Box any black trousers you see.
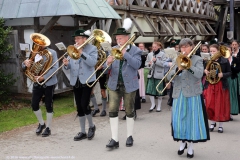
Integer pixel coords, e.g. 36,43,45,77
31,83,55,113
73,79,93,117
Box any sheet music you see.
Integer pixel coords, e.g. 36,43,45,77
55,42,67,50
20,43,30,51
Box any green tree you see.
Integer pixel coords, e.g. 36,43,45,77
0,18,16,105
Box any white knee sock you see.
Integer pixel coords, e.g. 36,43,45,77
126,117,134,137
46,112,53,129
179,141,186,150
157,97,162,111
34,109,44,125
149,96,155,109
110,117,119,142
187,142,194,154
219,122,223,130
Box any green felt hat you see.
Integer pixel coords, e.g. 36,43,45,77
175,39,180,45
209,39,217,45
113,28,130,35
169,42,177,47
72,29,90,38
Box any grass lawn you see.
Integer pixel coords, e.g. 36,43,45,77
0,92,75,134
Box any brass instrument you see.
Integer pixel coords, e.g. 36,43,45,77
205,45,230,84
92,30,111,69
37,29,111,85
156,41,202,94
25,33,52,83
86,33,138,87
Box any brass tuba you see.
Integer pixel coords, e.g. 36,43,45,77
91,30,111,69
25,33,52,83
205,45,230,84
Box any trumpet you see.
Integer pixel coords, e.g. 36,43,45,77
156,41,202,94
86,33,137,87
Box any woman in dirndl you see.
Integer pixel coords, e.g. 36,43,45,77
168,38,210,158
226,45,240,120
204,44,231,133
145,42,167,112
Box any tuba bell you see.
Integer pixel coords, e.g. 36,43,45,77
205,45,230,84
25,33,52,83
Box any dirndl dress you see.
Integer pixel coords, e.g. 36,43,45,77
203,81,230,122
145,77,166,96
171,91,210,142
227,77,240,115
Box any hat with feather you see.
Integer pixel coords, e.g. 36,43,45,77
72,29,91,38
113,18,132,35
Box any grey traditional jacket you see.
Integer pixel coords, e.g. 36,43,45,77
145,50,168,79
22,48,59,86
104,45,142,93
64,44,98,85
167,55,203,98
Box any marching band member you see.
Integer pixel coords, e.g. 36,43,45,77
22,33,58,137
204,44,231,133
63,29,97,141
168,38,210,158
226,46,240,120
145,42,167,112
104,18,142,149
138,42,148,103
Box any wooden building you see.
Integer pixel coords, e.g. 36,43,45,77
0,0,217,96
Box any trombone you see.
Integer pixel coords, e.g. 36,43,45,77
86,33,138,87
156,41,202,94
36,29,108,85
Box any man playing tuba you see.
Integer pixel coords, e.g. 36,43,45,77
22,33,59,137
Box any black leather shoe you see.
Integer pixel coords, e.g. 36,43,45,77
100,110,106,117
92,109,100,116
187,151,194,158
141,99,146,103
126,136,134,147
218,127,223,133
149,105,156,112
209,123,216,132
178,143,187,155
74,132,87,141
106,139,119,149
122,115,126,120
42,127,51,137
156,109,161,112
87,125,96,140
230,117,233,121
36,123,46,135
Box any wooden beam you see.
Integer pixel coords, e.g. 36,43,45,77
218,6,228,42
157,16,173,36
164,17,178,36
34,17,40,32
105,19,112,33
175,18,188,35
189,19,202,35
84,18,98,30
143,15,160,35
130,14,145,36
40,16,61,34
